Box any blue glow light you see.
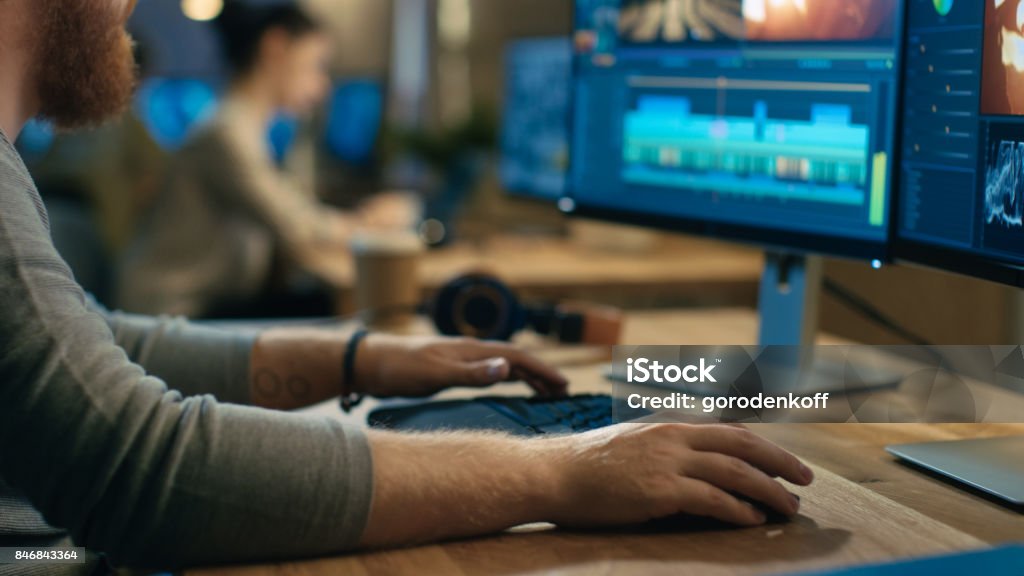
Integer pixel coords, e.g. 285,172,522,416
136,78,219,150
325,80,383,165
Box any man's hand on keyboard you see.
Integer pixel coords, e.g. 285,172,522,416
354,334,570,399
546,423,815,527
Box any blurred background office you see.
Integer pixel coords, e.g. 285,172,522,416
116,1,419,318
15,0,1024,342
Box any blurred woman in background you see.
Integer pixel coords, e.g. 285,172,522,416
118,1,408,318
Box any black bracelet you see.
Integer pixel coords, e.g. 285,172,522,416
340,329,369,413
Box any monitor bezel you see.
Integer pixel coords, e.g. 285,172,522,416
894,238,1024,287
569,201,890,260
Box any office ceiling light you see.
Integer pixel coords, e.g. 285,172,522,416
182,0,224,22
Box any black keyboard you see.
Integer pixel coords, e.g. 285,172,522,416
368,394,651,436
479,394,622,434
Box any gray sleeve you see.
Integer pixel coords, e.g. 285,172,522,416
0,144,374,569
92,300,255,405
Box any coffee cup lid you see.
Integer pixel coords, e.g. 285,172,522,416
350,232,424,255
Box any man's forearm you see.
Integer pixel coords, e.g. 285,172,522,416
359,423,814,548
359,430,561,548
249,328,352,410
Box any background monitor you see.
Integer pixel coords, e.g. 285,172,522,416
897,0,1024,287
325,79,384,167
500,37,573,200
268,114,300,167
15,119,56,162
567,0,905,261
135,77,383,168
135,77,219,151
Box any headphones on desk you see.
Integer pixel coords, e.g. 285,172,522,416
427,273,624,345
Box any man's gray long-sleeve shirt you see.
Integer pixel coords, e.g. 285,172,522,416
0,129,373,571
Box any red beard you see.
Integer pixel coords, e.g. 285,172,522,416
32,0,137,131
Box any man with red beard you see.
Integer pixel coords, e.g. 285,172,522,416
0,1,813,573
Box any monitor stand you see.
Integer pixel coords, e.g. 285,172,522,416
755,252,901,395
604,252,901,396
758,252,822,347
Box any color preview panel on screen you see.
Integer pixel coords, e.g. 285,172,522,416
568,0,905,259
898,0,1024,285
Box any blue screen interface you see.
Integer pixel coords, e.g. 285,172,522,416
899,0,1024,268
326,80,384,166
135,78,219,150
571,0,904,252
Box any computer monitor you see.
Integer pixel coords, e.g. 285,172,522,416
325,79,384,167
567,0,905,346
897,0,1024,287
14,119,56,162
135,78,329,165
888,0,1024,503
268,114,300,167
135,77,219,150
500,37,573,200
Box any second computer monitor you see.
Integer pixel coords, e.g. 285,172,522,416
326,79,384,167
135,77,219,150
568,0,905,260
501,37,573,201
898,0,1024,286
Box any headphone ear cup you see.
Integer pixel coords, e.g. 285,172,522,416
430,275,468,336
430,274,526,341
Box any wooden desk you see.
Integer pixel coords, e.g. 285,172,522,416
306,236,763,312
191,309,1024,576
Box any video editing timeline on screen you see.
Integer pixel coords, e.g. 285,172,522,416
621,85,884,225
500,38,572,199
900,0,1024,264
571,0,902,249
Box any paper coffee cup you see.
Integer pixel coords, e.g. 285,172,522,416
351,232,424,330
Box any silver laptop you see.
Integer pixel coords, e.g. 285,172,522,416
886,436,1024,507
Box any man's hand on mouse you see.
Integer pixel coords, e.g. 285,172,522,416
541,423,814,527
361,421,816,547
354,334,570,399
